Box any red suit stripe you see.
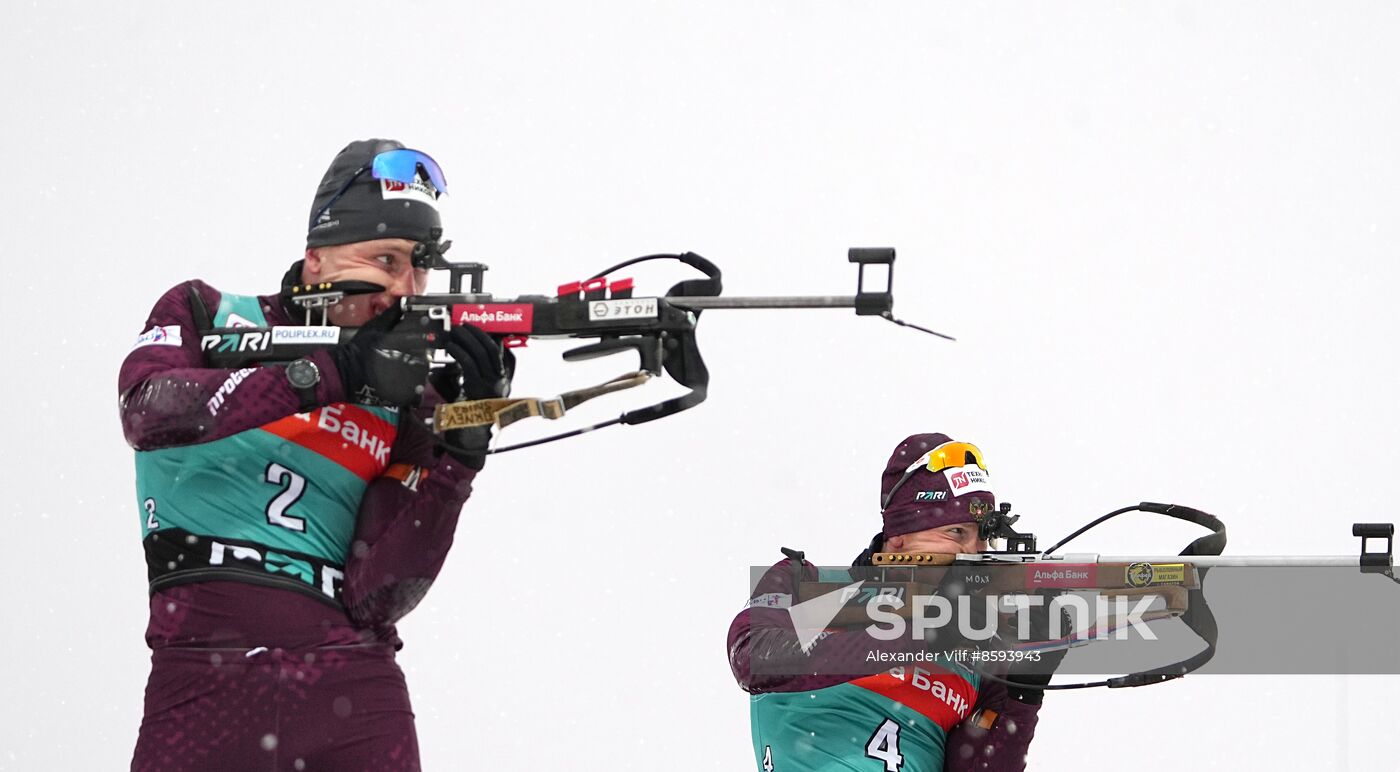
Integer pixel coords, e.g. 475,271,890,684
260,405,397,481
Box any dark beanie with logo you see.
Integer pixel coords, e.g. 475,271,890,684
306,138,443,248
880,433,997,538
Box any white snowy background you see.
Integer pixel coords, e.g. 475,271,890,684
3,1,1398,769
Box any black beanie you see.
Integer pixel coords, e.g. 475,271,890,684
306,138,444,248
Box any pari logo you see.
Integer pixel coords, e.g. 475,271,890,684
944,466,992,497
201,329,273,353
209,540,344,600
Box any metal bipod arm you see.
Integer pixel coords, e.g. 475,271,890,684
848,247,895,316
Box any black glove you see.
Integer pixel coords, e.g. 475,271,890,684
443,324,513,400
437,324,514,468
330,306,430,407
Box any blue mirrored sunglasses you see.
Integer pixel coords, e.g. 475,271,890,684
308,148,448,231
372,148,448,191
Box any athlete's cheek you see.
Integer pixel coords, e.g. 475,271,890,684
947,536,977,553
370,265,414,299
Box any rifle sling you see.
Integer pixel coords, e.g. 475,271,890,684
432,371,652,432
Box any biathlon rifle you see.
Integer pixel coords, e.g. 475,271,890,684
200,234,946,453
794,502,1397,690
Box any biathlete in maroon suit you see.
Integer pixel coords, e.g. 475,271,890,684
727,434,1053,772
120,139,510,771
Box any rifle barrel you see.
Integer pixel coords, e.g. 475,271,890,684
1099,555,1366,567
976,553,1374,567
668,295,856,310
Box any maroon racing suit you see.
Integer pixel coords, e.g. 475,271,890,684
121,278,478,771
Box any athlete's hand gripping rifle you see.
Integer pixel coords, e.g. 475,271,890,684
200,236,945,452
